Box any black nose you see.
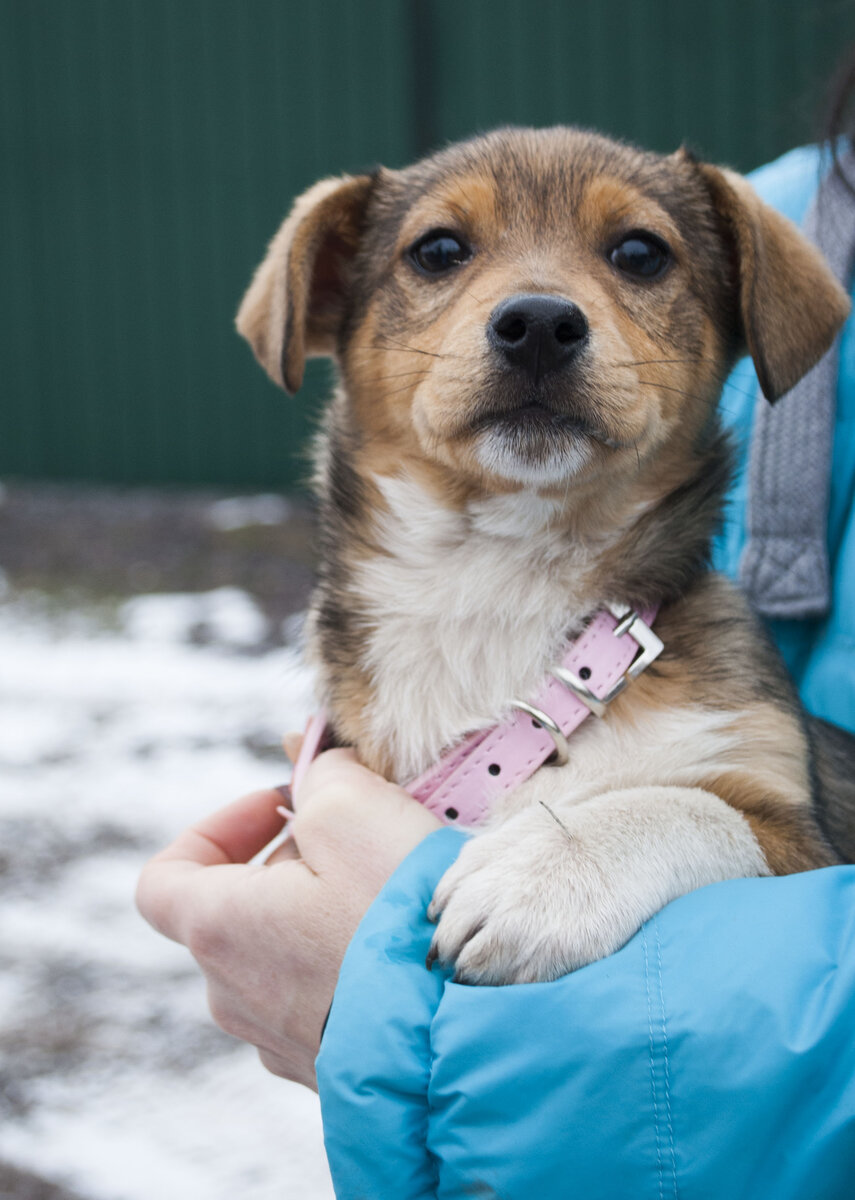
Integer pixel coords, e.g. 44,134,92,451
487,293,589,381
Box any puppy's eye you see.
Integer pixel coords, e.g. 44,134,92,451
409,230,472,274
608,233,671,279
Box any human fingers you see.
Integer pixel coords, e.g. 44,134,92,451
264,835,301,865
290,750,441,878
290,746,360,812
282,731,304,764
151,788,288,868
136,788,289,940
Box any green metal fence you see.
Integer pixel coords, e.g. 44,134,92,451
3,0,854,489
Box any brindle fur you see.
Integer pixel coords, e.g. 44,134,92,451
238,127,853,914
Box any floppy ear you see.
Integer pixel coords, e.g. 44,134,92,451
697,163,850,402
236,173,375,395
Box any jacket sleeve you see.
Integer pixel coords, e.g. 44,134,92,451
317,830,855,1200
315,828,466,1200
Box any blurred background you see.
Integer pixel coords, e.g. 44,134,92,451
2,2,855,1198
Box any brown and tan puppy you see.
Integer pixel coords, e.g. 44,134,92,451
237,127,855,985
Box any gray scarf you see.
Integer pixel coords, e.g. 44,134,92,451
739,152,855,619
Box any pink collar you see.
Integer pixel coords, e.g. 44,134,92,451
293,603,663,828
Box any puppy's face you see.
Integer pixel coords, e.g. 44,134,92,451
348,130,732,490
238,128,848,496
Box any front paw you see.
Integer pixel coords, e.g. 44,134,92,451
427,804,629,985
427,785,769,985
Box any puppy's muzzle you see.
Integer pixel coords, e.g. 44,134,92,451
487,293,589,383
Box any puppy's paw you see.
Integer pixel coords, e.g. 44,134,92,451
426,803,634,985
426,785,769,985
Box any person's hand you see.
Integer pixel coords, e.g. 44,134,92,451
135,747,441,1090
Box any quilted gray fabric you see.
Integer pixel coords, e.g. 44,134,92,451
740,154,855,618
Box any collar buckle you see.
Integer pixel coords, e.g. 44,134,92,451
550,602,664,717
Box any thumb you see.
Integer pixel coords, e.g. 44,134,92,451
291,750,441,880
292,746,361,812
282,731,304,765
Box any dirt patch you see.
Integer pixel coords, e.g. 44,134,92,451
0,481,317,625
0,820,149,897
0,1160,88,1200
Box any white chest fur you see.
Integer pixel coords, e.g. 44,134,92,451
351,475,615,780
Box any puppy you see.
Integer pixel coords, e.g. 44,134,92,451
237,127,854,985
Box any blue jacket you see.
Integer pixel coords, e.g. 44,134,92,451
714,145,855,732
316,148,855,1198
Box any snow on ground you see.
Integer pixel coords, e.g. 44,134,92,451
0,585,336,1199
207,495,294,532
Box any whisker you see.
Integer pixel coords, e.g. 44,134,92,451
372,369,432,381
348,345,461,366
720,379,764,403
637,379,704,399
371,345,444,359
371,334,452,360
636,376,761,407
383,378,430,397
612,356,712,368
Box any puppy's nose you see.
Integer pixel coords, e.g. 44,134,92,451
487,293,589,381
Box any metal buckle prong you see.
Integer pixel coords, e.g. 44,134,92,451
549,665,608,718
511,699,570,766
610,603,637,638
550,603,664,717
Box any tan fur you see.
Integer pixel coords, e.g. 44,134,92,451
237,127,849,982
696,163,851,400
237,174,374,393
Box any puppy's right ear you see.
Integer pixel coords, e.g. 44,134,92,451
236,174,375,395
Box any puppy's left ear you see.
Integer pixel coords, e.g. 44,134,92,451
697,163,850,402
236,173,375,395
